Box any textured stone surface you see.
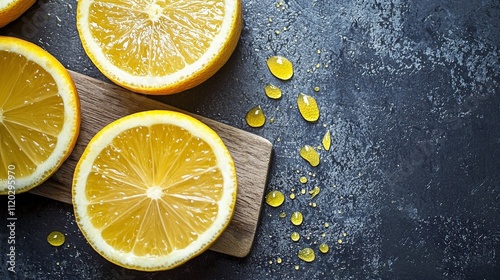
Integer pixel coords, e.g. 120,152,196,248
1,0,499,279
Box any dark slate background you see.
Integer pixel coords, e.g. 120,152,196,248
1,0,499,279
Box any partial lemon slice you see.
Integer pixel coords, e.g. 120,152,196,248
0,0,36,28
76,0,242,95
0,36,80,194
72,110,238,271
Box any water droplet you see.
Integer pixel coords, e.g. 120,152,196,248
300,145,320,167
47,231,65,247
322,129,331,151
266,190,285,207
264,83,282,99
297,93,319,122
297,247,315,262
245,106,266,128
291,211,303,225
309,186,320,198
319,243,329,253
267,56,293,80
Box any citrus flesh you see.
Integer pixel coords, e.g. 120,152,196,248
0,0,36,28
76,0,242,95
0,36,80,194
72,110,238,271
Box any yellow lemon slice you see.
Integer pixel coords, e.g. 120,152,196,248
76,0,242,95
0,36,80,194
0,0,36,28
72,110,238,271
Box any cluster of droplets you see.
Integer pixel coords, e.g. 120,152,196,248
245,55,323,129
255,50,346,268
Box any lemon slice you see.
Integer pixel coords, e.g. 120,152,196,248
72,110,238,271
76,0,242,95
0,36,80,194
0,0,36,28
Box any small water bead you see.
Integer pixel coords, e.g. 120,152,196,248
264,83,282,99
266,56,293,80
265,190,285,207
299,176,308,184
300,145,320,167
319,243,329,253
322,129,331,151
276,257,282,264
47,231,65,247
245,106,266,128
279,212,287,218
297,247,315,262
291,211,303,225
297,93,319,122
291,232,300,241
289,193,296,200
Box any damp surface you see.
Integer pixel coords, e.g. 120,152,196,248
1,0,499,279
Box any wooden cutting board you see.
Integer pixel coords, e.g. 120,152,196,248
29,71,272,258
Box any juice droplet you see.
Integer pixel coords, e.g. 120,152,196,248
294,265,300,270
299,176,308,184
324,222,329,228
297,93,319,122
266,56,293,80
322,129,331,151
276,257,282,264
47,231,65,247
314,86,320,92
279,212,287,218
289,193,296,200
300,145,320,167
266,190,285,207
291,232,300,241
246,106,266,128
297,247,315,262
291,211,303,226
338,239,343,244
264,83,282,99
319,243,329,253
309,186,320,198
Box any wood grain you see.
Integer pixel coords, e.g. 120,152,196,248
29,71,273,258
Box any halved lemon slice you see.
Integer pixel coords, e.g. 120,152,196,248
0,0,36,28
76,0,242,95
0,36,80,194
72,110,238,271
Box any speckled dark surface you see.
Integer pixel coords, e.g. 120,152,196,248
1,0,499,279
